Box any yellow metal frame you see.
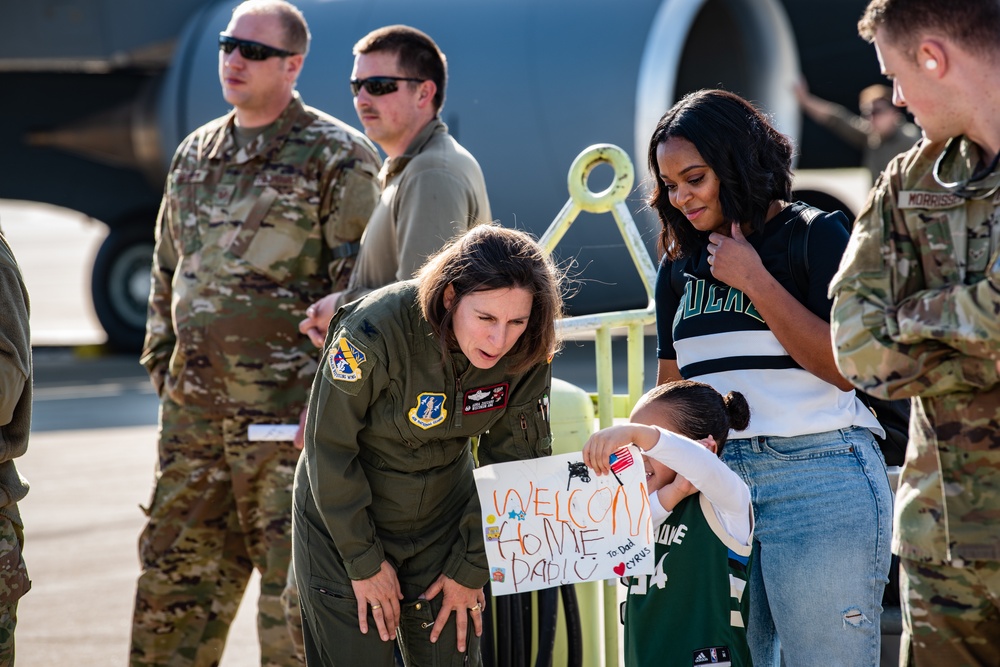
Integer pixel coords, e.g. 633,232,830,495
539,143,656,667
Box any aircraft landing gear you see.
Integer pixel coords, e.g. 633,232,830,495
91,217,154,352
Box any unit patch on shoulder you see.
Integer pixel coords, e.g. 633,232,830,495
464,382,509,414
409,392,447,430
328,337,366,382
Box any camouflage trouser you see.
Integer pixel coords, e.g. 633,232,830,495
900,557,1000,667
130,397,304,667
280,563,305,662
0,513,30,667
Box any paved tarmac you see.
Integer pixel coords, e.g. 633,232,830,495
18,349,261,667
1,202,261,666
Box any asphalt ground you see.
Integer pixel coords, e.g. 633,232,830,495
2,201,261,666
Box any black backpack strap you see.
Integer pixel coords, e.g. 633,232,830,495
786,206,823,303
787,204,911,466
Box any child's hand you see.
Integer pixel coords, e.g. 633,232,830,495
666,474,697,499
583,425,637,475
583,424,659,474
655,474,699,512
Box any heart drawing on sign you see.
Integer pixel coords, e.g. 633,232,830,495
613,562,625,576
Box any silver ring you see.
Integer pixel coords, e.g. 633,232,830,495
470,603,482,612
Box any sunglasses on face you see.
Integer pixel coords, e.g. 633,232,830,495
219,34,296,61
350,76,425,97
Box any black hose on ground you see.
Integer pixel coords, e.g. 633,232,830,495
482,583,495,667
559,585,584,667
533,588,558,667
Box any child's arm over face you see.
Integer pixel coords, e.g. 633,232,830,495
583,424,752,545
643,427,749,523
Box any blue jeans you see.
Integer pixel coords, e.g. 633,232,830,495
721,426,893,667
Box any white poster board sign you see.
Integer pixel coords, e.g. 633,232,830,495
473,446,654,595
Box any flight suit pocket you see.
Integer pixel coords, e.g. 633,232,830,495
912,214,961,287
172,169,208,254
398,598,482,666
507,400,553,460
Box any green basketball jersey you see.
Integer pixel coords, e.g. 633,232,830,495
624,492,752,667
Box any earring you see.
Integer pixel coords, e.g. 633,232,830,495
925,58,938,70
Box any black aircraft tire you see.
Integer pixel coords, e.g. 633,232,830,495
91,223,155,352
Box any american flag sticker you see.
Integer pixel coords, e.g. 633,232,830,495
609,447,634,473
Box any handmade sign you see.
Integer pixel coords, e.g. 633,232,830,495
473,446,654,595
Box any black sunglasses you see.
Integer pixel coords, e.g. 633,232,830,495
350,76,425,97
219,34,296,61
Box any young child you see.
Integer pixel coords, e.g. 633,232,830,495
583,380,753,667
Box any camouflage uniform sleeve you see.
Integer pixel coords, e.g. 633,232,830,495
0,240,29,435
822,105,870,152
443,362,554,588
394,168,482,281
320,142,380,292
888,249,1000,359
830,174,1000,400
139,170,181,396
304,327,389,581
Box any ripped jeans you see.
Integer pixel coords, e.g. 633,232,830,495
721,426,893,667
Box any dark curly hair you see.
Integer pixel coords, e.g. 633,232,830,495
637,379,751,450
646,89,793,260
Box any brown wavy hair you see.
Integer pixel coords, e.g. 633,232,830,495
418,224,564,374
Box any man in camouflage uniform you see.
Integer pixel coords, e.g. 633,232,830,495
0,229,32,667
131,1,380,665
830,1,1000,664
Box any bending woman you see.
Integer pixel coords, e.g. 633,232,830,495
648,89,892,666
292,223,562,666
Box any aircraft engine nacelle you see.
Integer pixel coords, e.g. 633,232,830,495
32,0,876,350
156,0,803,316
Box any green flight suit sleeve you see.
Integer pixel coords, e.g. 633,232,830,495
443,362,554,588
830,171,1000,400
304,329,390,580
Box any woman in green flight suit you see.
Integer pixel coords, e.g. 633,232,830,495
292,224,563,666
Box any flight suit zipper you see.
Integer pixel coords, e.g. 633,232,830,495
453,374,463,429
